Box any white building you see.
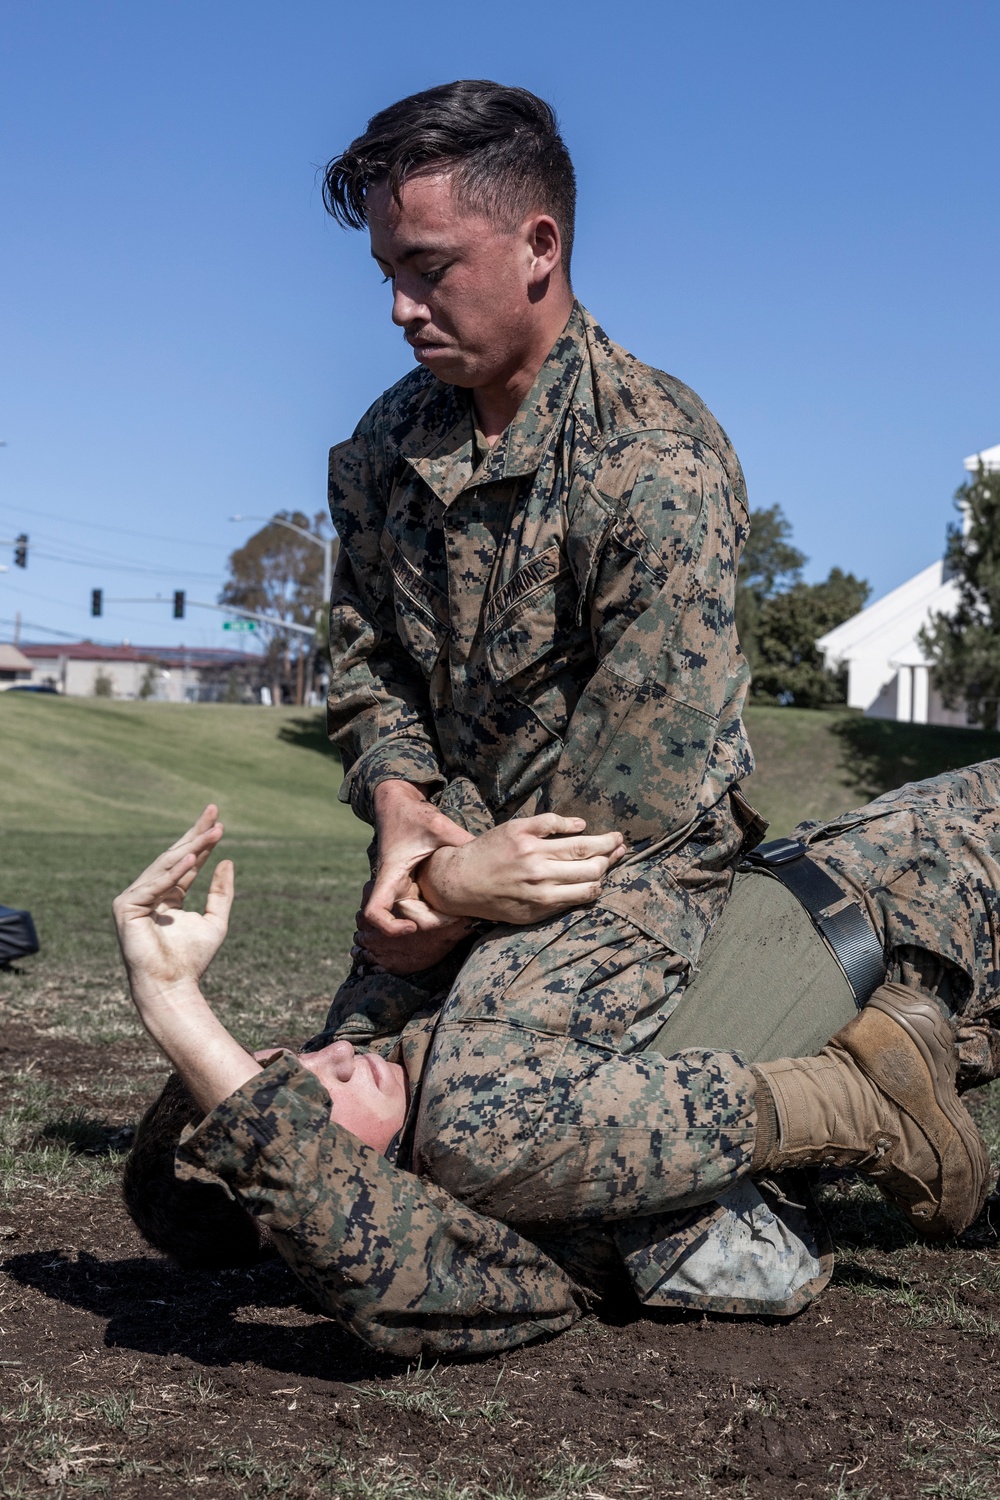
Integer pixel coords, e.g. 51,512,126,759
817,445,1000,725
13,642,251,701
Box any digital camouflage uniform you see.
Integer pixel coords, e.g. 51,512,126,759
326,299,758,1037
797,758,1000,1090
177,762,1000,1359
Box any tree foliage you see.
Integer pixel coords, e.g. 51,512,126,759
735,504,805,674
219,510,336,703
737,505,869,708
752,568,871,707
919,463,1000,730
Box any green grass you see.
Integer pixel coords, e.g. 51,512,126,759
743,705,1000,836
5,694,999,841
0,832,369,1046
0,699,370,1046
0,1068,135,1198
0,1370,619,1500
0,696,368,839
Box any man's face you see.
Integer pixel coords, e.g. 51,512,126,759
293,1039,408,1153
367,171,547,391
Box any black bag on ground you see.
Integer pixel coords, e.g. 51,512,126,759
0,905,39,964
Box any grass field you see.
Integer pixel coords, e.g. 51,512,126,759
1,696,999,1499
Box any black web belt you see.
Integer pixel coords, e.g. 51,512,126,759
742,838,886,1010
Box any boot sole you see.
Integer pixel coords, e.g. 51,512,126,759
843,983,991,1238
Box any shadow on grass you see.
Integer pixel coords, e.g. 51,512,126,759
832,715,1000,802
277,713,336,758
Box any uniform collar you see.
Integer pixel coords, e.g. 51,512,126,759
404,301,589,507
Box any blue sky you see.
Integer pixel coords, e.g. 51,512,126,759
2,0,998,650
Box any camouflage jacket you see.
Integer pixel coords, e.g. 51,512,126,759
327,303,753,846
177,1027,830,1360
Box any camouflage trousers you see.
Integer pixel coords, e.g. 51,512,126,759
408,758,1000,1230
319,788,760,1229
316,759,1000,1239
797,757,1000,1090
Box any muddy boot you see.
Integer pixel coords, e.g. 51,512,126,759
751,982,991,1240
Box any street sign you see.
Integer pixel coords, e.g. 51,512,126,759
223,619,257,632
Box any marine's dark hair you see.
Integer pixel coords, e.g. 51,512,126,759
323,80,576,271
123,1073,271,1271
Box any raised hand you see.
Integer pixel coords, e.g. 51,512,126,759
112,804,233,1005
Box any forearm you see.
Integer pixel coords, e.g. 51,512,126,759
128,977,260,1116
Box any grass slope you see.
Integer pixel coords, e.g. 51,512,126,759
6,695,1000,842
744,704,1000,835
0,695,367,841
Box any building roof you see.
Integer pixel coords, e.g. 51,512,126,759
965,444,1000,473
0,644,33,671
17,642,250,666
816,559,960,669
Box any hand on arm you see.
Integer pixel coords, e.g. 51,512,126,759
353,781,477,977
112,806,261,1115
413,815,625,926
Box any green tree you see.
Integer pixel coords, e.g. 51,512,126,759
219,511,335,705
919,462,1000,729
736,504,805,676
752,567,871,708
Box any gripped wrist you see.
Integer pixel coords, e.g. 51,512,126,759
417,845,462,914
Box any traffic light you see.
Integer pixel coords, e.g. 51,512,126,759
13,533,27,568
173,590,185,619
91,589,102,617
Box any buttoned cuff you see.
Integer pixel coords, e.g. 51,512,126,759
432,776,496,836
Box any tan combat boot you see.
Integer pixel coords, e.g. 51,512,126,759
752,982,991,1240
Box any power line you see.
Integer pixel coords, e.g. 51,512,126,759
28,546,223,581
0,500,232,552
0,616,119,645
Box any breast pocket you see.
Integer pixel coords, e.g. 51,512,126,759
484,545,588,688
380,526,449,678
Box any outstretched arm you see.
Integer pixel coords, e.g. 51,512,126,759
112,806,261,1114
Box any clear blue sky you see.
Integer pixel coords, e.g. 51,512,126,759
2,0,998,650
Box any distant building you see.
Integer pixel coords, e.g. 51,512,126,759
13,643,255,702
816,445,1000,725
0,644,34,686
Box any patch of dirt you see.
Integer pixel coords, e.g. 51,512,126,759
2,1024,999,1499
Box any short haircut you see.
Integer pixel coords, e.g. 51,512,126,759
323,80,576,271
123,1073,271,1271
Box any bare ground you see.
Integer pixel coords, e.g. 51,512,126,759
2,1021,999,1500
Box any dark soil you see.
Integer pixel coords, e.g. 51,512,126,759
2,1023,999,1500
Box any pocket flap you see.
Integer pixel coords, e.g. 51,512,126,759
485,547,577,683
